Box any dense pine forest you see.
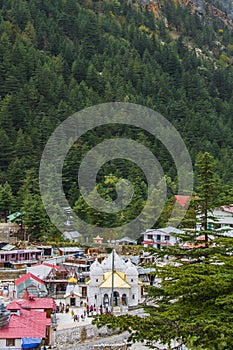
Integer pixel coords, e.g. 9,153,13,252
0,0,233,241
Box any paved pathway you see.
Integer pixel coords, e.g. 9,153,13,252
53,304,152,349
56,308,92,330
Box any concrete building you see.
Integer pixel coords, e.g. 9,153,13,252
141,227,184,249
204,205,233,230
15,272,48,298
87,250,141,312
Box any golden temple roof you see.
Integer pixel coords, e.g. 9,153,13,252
100,271,131,289
67,277,78,283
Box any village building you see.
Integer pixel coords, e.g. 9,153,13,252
15,272,48,298
63,230,82,242
93,235,104,245
27,261,59,280
0,304,49,349
5,289,56,346
175,196,233,232
44,264,70,296
116,236,137,245
201,205,233,231
141,226,184,249
0,247,42,268
36,245,53,257
87,250,141,312
181,234,215,250
26,261,89,299
58,247,85,256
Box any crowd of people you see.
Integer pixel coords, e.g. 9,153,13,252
69,303,112,322
56,301,112,325
71,308,86,322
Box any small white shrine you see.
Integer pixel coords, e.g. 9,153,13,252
87,250,141,312
64,277,82,307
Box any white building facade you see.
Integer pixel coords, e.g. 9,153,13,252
87,251,141,312
141,227,184,249
199,206,233,231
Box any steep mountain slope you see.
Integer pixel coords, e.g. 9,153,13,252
144,0,232,33
0,0,232,238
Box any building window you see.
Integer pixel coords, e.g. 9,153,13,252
156,235,161,241
96,279,98,282
132,294,135,300
131,278,133,282
165,235,170,241
147,234,153,240
6,339,15,346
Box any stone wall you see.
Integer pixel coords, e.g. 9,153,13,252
56,324,116,348
93,344,127,350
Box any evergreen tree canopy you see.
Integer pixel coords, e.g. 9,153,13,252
0,0,232,239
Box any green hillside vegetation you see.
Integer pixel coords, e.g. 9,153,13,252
0,0,233,240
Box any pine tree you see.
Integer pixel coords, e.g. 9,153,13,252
195,152,221,244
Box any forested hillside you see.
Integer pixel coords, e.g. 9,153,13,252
0,0,233,240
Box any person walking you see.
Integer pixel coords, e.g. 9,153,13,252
71,309,74,319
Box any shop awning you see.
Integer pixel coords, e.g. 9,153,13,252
21,338,42,349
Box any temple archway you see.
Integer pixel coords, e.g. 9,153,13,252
121,293,127,306
113,291,120,306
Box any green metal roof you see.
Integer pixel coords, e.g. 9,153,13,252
7,212,23,222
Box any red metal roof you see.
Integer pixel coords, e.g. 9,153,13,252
15,272,45,286
175,195,199,207
43,262,59,269
175,195,192,207
0,308,50,338
142,241,154,245
220,205,233,213
142,241,171,246
20,298,56,310
7,295,57,311
6,300,21,310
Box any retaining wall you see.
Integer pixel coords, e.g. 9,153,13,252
56,324,116,348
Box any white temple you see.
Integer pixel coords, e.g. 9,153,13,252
87,250,141,312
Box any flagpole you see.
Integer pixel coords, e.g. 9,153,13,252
111,249,114,314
